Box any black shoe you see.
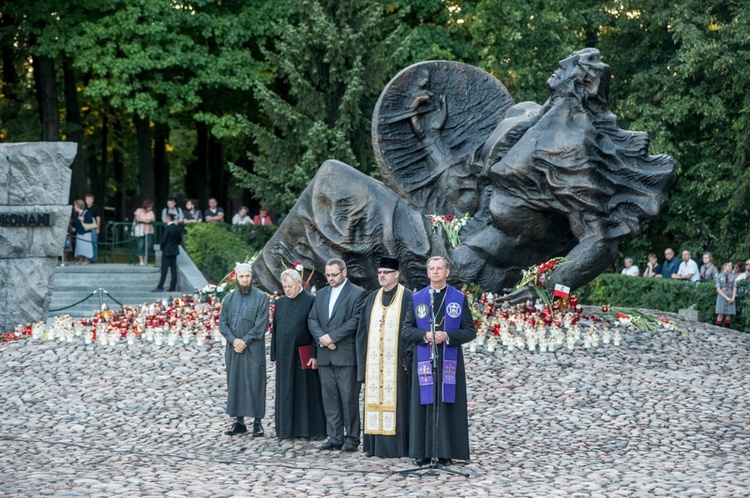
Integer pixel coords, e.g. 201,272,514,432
438,458,453,466
168,288,177,292
252,421,264,437
341,443,358,452
413,457,428,466
150,288,164,292
224,422,247,436
319,441,342,451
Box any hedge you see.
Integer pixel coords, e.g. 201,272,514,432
576,274,750,332
183,223,277,283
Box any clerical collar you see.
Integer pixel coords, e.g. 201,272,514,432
430,285,447,293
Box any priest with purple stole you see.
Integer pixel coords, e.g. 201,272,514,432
401,255,476,467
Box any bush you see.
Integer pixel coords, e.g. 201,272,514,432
183,223,265,283
576,274,750,332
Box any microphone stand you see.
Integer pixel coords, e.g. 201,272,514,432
396,288,469,478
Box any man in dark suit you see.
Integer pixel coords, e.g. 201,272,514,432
152,213,182,292
308,257,367,452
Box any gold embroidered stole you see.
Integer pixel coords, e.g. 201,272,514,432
363,284,404,435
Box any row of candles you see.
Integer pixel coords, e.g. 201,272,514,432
465,293,622,353
18,293,234,347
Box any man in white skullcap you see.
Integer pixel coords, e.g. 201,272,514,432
219,263,269,437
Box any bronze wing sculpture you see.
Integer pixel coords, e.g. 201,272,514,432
251,48,676,296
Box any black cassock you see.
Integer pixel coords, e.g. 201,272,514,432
270,289,326,438
401,287,476,461
356,286,414,458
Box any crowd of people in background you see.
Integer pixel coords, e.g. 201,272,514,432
65,196,273,267
621,248,750,328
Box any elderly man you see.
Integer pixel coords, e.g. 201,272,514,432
673,249,700,282
271,269,326,439
308,258,366,452
356,256,413,458
658,248,680,279
219,263,269,437
402,256,476,467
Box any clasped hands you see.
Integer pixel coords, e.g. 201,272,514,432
232,338,247,354
318,334,336,350
424,330,449,344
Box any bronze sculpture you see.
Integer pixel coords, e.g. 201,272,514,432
252,49,676,296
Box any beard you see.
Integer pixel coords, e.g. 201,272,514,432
237,282,253,295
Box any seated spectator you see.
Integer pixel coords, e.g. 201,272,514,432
657,247,680,278
184,199,203,223
232,206,254,225
620,257,639,276
253,207,273,226
699,252,718,282
733,260,746,282
161,198,184,224
643,253,661,277
204,197,225,222
673,249,699,282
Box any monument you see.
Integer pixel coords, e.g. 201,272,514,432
0,142,77,332
252,48,676,295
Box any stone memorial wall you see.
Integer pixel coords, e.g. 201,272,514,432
0,142,77,332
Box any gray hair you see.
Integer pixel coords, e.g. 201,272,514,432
280,269,302,284
624,257,633,264
426,255,449,270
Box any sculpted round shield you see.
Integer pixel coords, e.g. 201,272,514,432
371,61,514,211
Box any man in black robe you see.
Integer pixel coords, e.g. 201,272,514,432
402,256,476,466
356,256,413,458
219,263,269,437
271,269,326,439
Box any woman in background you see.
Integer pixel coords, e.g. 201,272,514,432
72,199,94,264
699,252,718,282
715,261,736,328
134,200,155,266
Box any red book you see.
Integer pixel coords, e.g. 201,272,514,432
298,344,312,370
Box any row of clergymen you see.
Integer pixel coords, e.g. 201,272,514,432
218,255,477,467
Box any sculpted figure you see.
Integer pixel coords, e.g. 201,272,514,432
252,49,676,295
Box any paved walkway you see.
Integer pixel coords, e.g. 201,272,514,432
2,311,750,497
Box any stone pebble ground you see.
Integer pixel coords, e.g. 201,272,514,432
1,309,750,497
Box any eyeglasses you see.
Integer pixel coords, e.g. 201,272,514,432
377,270,397,275
324,271,342,278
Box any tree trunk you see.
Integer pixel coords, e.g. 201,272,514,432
209,133,225,207
135,114,155,203
187,121,211,208
154,124,169,210
32,54,60,141
113,117,126,221
1,14,19,107
62,57,88,201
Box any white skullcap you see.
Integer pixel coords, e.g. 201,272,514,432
235,263,253,273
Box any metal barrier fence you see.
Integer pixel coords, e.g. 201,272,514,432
101,221,166,264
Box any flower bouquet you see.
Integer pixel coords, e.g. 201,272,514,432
426,213,472,247
512,257,571,311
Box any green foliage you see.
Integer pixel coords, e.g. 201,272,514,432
183,222,279,283
232,0,416,211
577,274,750,332
182,223,255,283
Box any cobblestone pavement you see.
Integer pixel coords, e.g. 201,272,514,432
2,311,750,497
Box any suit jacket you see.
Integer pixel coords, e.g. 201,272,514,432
308,280,366,367
161,222,182,257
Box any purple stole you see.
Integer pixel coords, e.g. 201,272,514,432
413,285,464,405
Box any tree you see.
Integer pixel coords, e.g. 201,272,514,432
231,0,415,211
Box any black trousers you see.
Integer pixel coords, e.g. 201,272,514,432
158,254,178,290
